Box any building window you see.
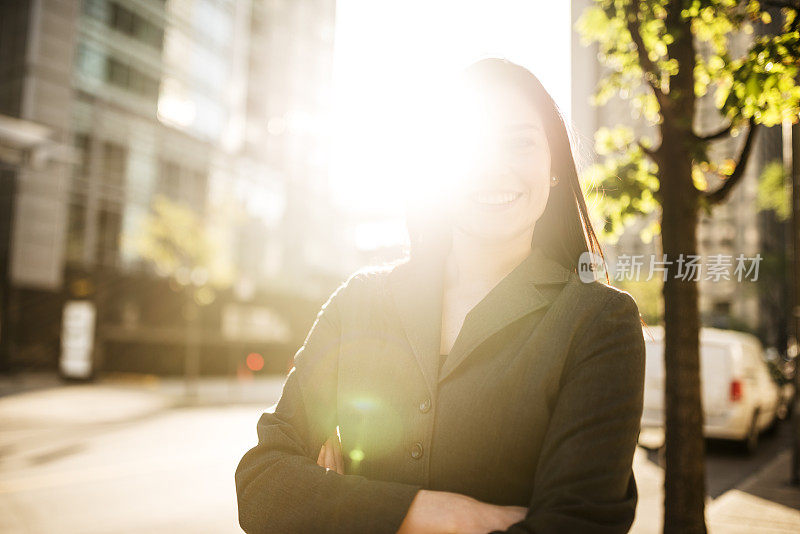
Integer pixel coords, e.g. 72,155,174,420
96,203,122,268
157,160,207,213
66,201,88,264
101,141,126,198
105,57,160,100
713,301,731,316
158,159,181,201
66,134,91,263
75,133,91,174
186,169,208,213
95,141,127,267
107,57,129,88
109,2,165,50
76,43,105,81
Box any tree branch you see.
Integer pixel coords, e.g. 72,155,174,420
761,0,800,10
761,0,800,32
703,118,759,205
624,1,667,106
638,141,658,158
693,123,732,141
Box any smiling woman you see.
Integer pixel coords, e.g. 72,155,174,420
449,87,553,244
235,58,646,534
405,59,604,275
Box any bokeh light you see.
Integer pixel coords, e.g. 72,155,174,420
246,353,264,372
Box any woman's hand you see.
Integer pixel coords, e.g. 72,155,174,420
455,500,527,534
316,429,344,474
397,489,527,534
315,431,527,533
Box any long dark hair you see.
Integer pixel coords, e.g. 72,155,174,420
404,58,606,279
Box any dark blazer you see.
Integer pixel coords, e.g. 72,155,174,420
235,245,646,534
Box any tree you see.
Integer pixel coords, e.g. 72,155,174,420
576,1,800,532
122,195,234,399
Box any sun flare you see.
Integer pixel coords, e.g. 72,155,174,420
330,1,571,250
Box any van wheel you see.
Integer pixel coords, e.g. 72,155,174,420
742,410,759,455
765,411,779,435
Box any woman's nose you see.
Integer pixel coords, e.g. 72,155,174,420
468,142,511,180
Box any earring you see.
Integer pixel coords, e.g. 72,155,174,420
550,175,560,187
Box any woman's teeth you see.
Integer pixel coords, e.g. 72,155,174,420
471,191,522,206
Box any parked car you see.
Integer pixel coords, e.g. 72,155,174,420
776,380,796,420
640,325,781,454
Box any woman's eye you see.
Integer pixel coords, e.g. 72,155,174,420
506,137,535,150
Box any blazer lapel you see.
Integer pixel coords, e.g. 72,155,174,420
438,245,573,383
387,245,574,394
386,251,446,399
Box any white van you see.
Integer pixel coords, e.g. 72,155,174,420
640,325,780,453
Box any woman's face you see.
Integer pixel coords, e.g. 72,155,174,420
448,82,552,244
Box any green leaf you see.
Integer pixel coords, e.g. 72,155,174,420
757,160,791,221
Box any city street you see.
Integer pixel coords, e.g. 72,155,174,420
2,2,799,533
1,374,798,533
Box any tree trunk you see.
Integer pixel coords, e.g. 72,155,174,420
659,146,707,533
658,4,708,531
790,121,800,486
184,291,200,403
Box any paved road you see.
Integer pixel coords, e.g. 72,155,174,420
705,421,796,499
0,377,283,534
639,416,796,498
1,405,265,534
0,375,795,533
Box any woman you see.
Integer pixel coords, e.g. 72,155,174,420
235,58,646,534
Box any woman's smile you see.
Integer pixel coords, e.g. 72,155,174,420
469,190,525,210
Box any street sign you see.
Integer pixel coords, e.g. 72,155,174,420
60,300,96,379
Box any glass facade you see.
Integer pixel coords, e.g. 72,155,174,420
1,0,341,373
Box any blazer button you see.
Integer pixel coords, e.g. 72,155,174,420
419,398,431,413
410,442,424,459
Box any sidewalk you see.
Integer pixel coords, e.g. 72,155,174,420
630,426,800,533
707,449,800,533
0,371,286,414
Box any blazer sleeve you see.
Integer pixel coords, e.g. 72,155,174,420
491,290,646,534
235,274,424,534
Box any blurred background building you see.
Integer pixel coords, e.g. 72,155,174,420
0,0,349,376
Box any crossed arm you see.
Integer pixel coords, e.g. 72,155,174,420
238,371,525,534
315,431,527,533
234,276,524,533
